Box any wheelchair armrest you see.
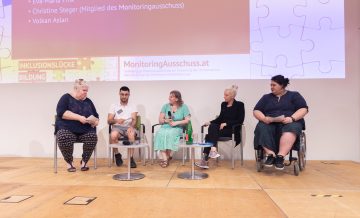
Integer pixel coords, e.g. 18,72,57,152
152,123,162,133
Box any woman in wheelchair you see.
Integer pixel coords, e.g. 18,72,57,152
253,75,308,170
154,90,191,168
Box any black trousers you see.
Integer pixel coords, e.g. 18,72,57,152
57,129,97,164
203,123,232,160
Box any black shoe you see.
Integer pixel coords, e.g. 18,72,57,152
130,157,137,168
115,153,123,167
264,154,275,167
80,160,89,171
274,155,285,170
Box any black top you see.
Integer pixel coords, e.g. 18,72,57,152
211,100,245,128
254,91,308,127
55,93,99,134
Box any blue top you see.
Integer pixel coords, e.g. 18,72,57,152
55,93,99,134
254,91,308,127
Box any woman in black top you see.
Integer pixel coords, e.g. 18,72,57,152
196,85,245,169
55,79,99,172
253,75,308,170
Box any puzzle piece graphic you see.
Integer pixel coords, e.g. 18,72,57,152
250,29,264,64
0,26,10,58
303,61,345,78
0,2,12,82
251,25,313,67
250,0,344,78
256,55,305,78
294,0,344,29
250,0,268,30
52,70,66,81
0,0,4,19
0,25,11,82
301,18,344,73
257,0,306,36
77,58,94,70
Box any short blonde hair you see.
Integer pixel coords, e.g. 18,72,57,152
225,85,238,97
74,79,88,90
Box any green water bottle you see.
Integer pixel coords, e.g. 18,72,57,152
186,120,193,145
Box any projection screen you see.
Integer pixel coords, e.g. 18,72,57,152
0,0,344,83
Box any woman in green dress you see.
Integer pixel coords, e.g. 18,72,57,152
155,90,191,168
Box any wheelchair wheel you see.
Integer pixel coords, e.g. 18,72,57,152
298,132,307,170
256,160,264,172
294,162,300,176
255,150,264,172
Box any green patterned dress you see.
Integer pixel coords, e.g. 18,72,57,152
154,103,190,151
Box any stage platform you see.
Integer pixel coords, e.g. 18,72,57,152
0,157,359,218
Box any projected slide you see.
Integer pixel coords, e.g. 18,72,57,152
0,0,345,83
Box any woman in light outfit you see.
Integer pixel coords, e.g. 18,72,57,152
154,90,190,168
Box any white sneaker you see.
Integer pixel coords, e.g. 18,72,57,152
195,160,209,169
209,151,220,159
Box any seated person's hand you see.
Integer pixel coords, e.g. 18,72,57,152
282,117,293,124
220,123,227,130
79,116,88,124
164,118,172,124
169,120,178,127
90,119,99,128
114,118,125,124
86,115,99,126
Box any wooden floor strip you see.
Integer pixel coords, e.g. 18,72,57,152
0,158,359,218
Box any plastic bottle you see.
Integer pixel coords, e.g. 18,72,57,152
186,120,193,145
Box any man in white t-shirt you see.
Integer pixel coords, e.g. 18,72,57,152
108,86,138,168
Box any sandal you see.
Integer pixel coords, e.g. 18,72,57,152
80,160,89,171
67,164,76,172
159,160,169,168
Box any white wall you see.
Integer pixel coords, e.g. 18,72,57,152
0,1,359,161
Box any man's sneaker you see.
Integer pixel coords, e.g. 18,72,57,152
209,151,220,159
130,157,137,168
264,154,275,167
115,153,123,167
274,155,285,170
194,159,209,169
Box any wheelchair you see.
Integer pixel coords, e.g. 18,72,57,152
255,129,306,176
